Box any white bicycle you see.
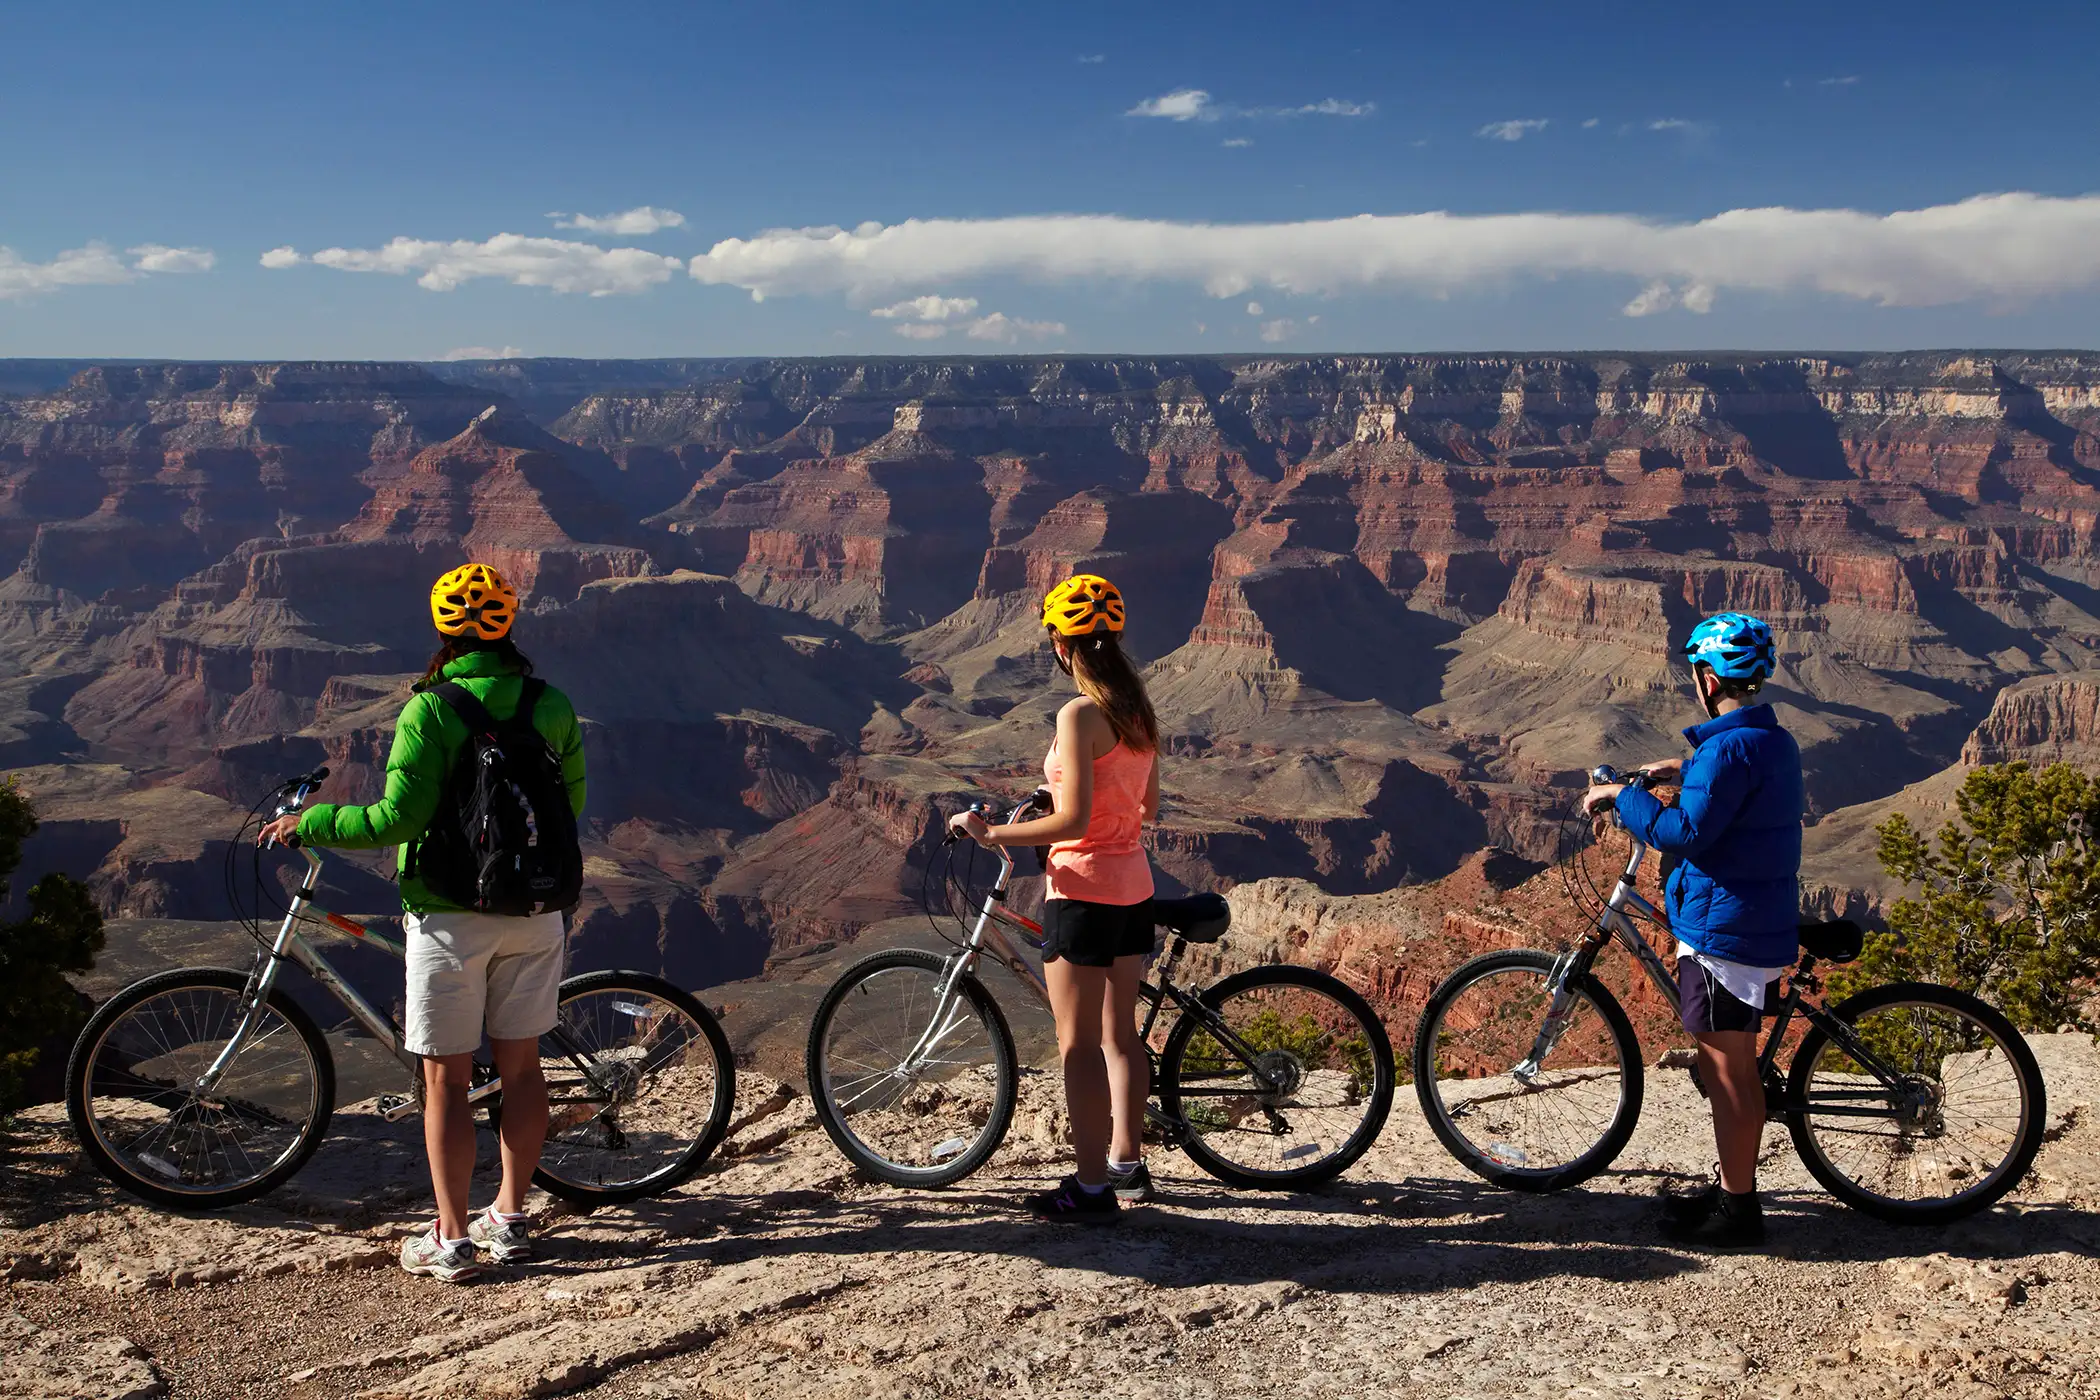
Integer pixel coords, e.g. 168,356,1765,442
65,767,736,1208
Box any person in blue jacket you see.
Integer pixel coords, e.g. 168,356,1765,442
1584,612,1803,1248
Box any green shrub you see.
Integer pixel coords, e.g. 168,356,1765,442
0,781,105,1114
1847,761,2100,1033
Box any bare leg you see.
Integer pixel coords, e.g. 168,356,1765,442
1045,956,1110,1185
420,1053,476,1239
1100,954,1150,1164
488,1036,548,1216
1694,1030,1765,1194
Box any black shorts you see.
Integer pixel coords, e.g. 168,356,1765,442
1677,957,1780,1035
1041,898,1154,968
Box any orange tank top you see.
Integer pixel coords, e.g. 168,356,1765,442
1043,736,1155,906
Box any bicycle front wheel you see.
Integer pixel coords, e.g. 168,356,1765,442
806,949,1018,1187
1412,949,1644,1191
527,971,736,1206
66,967,335,1209
1787,982,2046,1225
1159,964,1396,1189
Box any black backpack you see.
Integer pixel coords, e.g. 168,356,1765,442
407,678,584,917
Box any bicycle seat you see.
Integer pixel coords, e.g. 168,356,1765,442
1154,893,1230,943
1798,919,1864,964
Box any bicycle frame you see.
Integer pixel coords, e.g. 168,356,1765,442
923,811,1283,1120
200,781,512,1117
1534,814,1919,1114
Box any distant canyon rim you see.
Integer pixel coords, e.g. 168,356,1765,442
6,350,2100,1066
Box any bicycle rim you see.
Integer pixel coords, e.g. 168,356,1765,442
814,958,1011,1181
75,981,326,1200
1791,994,2042,1219
1165,973,1391,1185
536,980,727,1195
1416,954,1637,1185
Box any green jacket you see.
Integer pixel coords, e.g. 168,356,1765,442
297,650,588,913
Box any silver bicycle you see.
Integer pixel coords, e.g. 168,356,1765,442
65,767,736,1209
806,790,1395,1191
1413,764,2048,1224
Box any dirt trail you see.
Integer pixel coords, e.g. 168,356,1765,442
6,1038,2100,1400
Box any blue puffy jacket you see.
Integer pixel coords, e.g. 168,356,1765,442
1612,704,1804,967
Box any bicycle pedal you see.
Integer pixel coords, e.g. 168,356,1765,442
376,1093,418,1123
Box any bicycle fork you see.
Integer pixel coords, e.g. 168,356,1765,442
1512,942,1601,1086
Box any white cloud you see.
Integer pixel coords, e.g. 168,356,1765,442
870,294,979,322
1477,119,1549,142
1078,53,1105,64
1129,88,1214,121
549,206,687,236
1681,283,1716,314
0,243,132,299
308,234,684,295
128,244,215,274
1245,300,1263,316
1622,280,1676,316
1820,75,1860,87
964,313,1065,343
437,345,527,360
1222,137,1253,148
1128,89,1373,122
1582,117,1600,129
892,323,950,341
687,192,2100,314
259,245,303,269
0,241,217,299
1259,318,1297,342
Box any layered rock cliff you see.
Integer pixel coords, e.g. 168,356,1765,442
8,352,2100,987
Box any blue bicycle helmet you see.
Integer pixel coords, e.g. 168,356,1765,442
1682,612,1776,682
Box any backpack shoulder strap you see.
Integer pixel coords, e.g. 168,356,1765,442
511,678,547,730
427,680,500,736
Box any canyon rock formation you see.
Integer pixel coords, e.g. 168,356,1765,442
5,352,2100,1003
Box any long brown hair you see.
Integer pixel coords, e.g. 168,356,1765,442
417,635,536,690
1056,630,1158,753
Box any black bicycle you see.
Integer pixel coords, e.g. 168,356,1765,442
1413,765,2047,1225
805,790,1396,1190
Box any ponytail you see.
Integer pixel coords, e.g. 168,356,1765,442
1056,630,1158,753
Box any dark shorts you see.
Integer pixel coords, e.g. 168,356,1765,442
1041,897,1154,968
1678,957,1781,1035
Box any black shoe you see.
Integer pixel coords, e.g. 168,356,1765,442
1658,1181,1720,1229
1661,1191,1765,1249
1026,1175,1120,1224
1107,1161,1152,1204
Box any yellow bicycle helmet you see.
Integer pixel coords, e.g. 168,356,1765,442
1041,574,1125,636
429,563,518,640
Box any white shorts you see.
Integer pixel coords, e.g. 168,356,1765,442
403,909,567,1057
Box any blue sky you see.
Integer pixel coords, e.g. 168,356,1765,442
5,0,2100,358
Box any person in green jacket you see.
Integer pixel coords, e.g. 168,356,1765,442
260,562,586,1283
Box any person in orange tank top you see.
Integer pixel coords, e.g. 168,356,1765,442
950,574,1161,1222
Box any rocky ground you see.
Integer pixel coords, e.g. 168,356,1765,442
6,1034,2099,1400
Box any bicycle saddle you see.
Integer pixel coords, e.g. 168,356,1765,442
1797,919,1864,964
1154,893,1230,943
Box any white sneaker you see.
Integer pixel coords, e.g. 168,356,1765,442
467,1207,533,1264
400,1222,482,1283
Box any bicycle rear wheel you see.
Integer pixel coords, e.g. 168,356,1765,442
1787,982,2046,1225
806,949,1018,1187
66,967,335,1209
1159,964,1395,1189
526,971,736,1206
1413,949,1644,1191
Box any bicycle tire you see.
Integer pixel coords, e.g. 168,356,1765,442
1787,981,2046,1225
500,971,737,1207
805,948,1018,1188
1159,963,1396,1190
66,966,336,1209
1412,948,1645,1191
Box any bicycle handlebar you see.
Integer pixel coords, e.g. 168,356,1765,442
264,766,332,848
942,788,1055,847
